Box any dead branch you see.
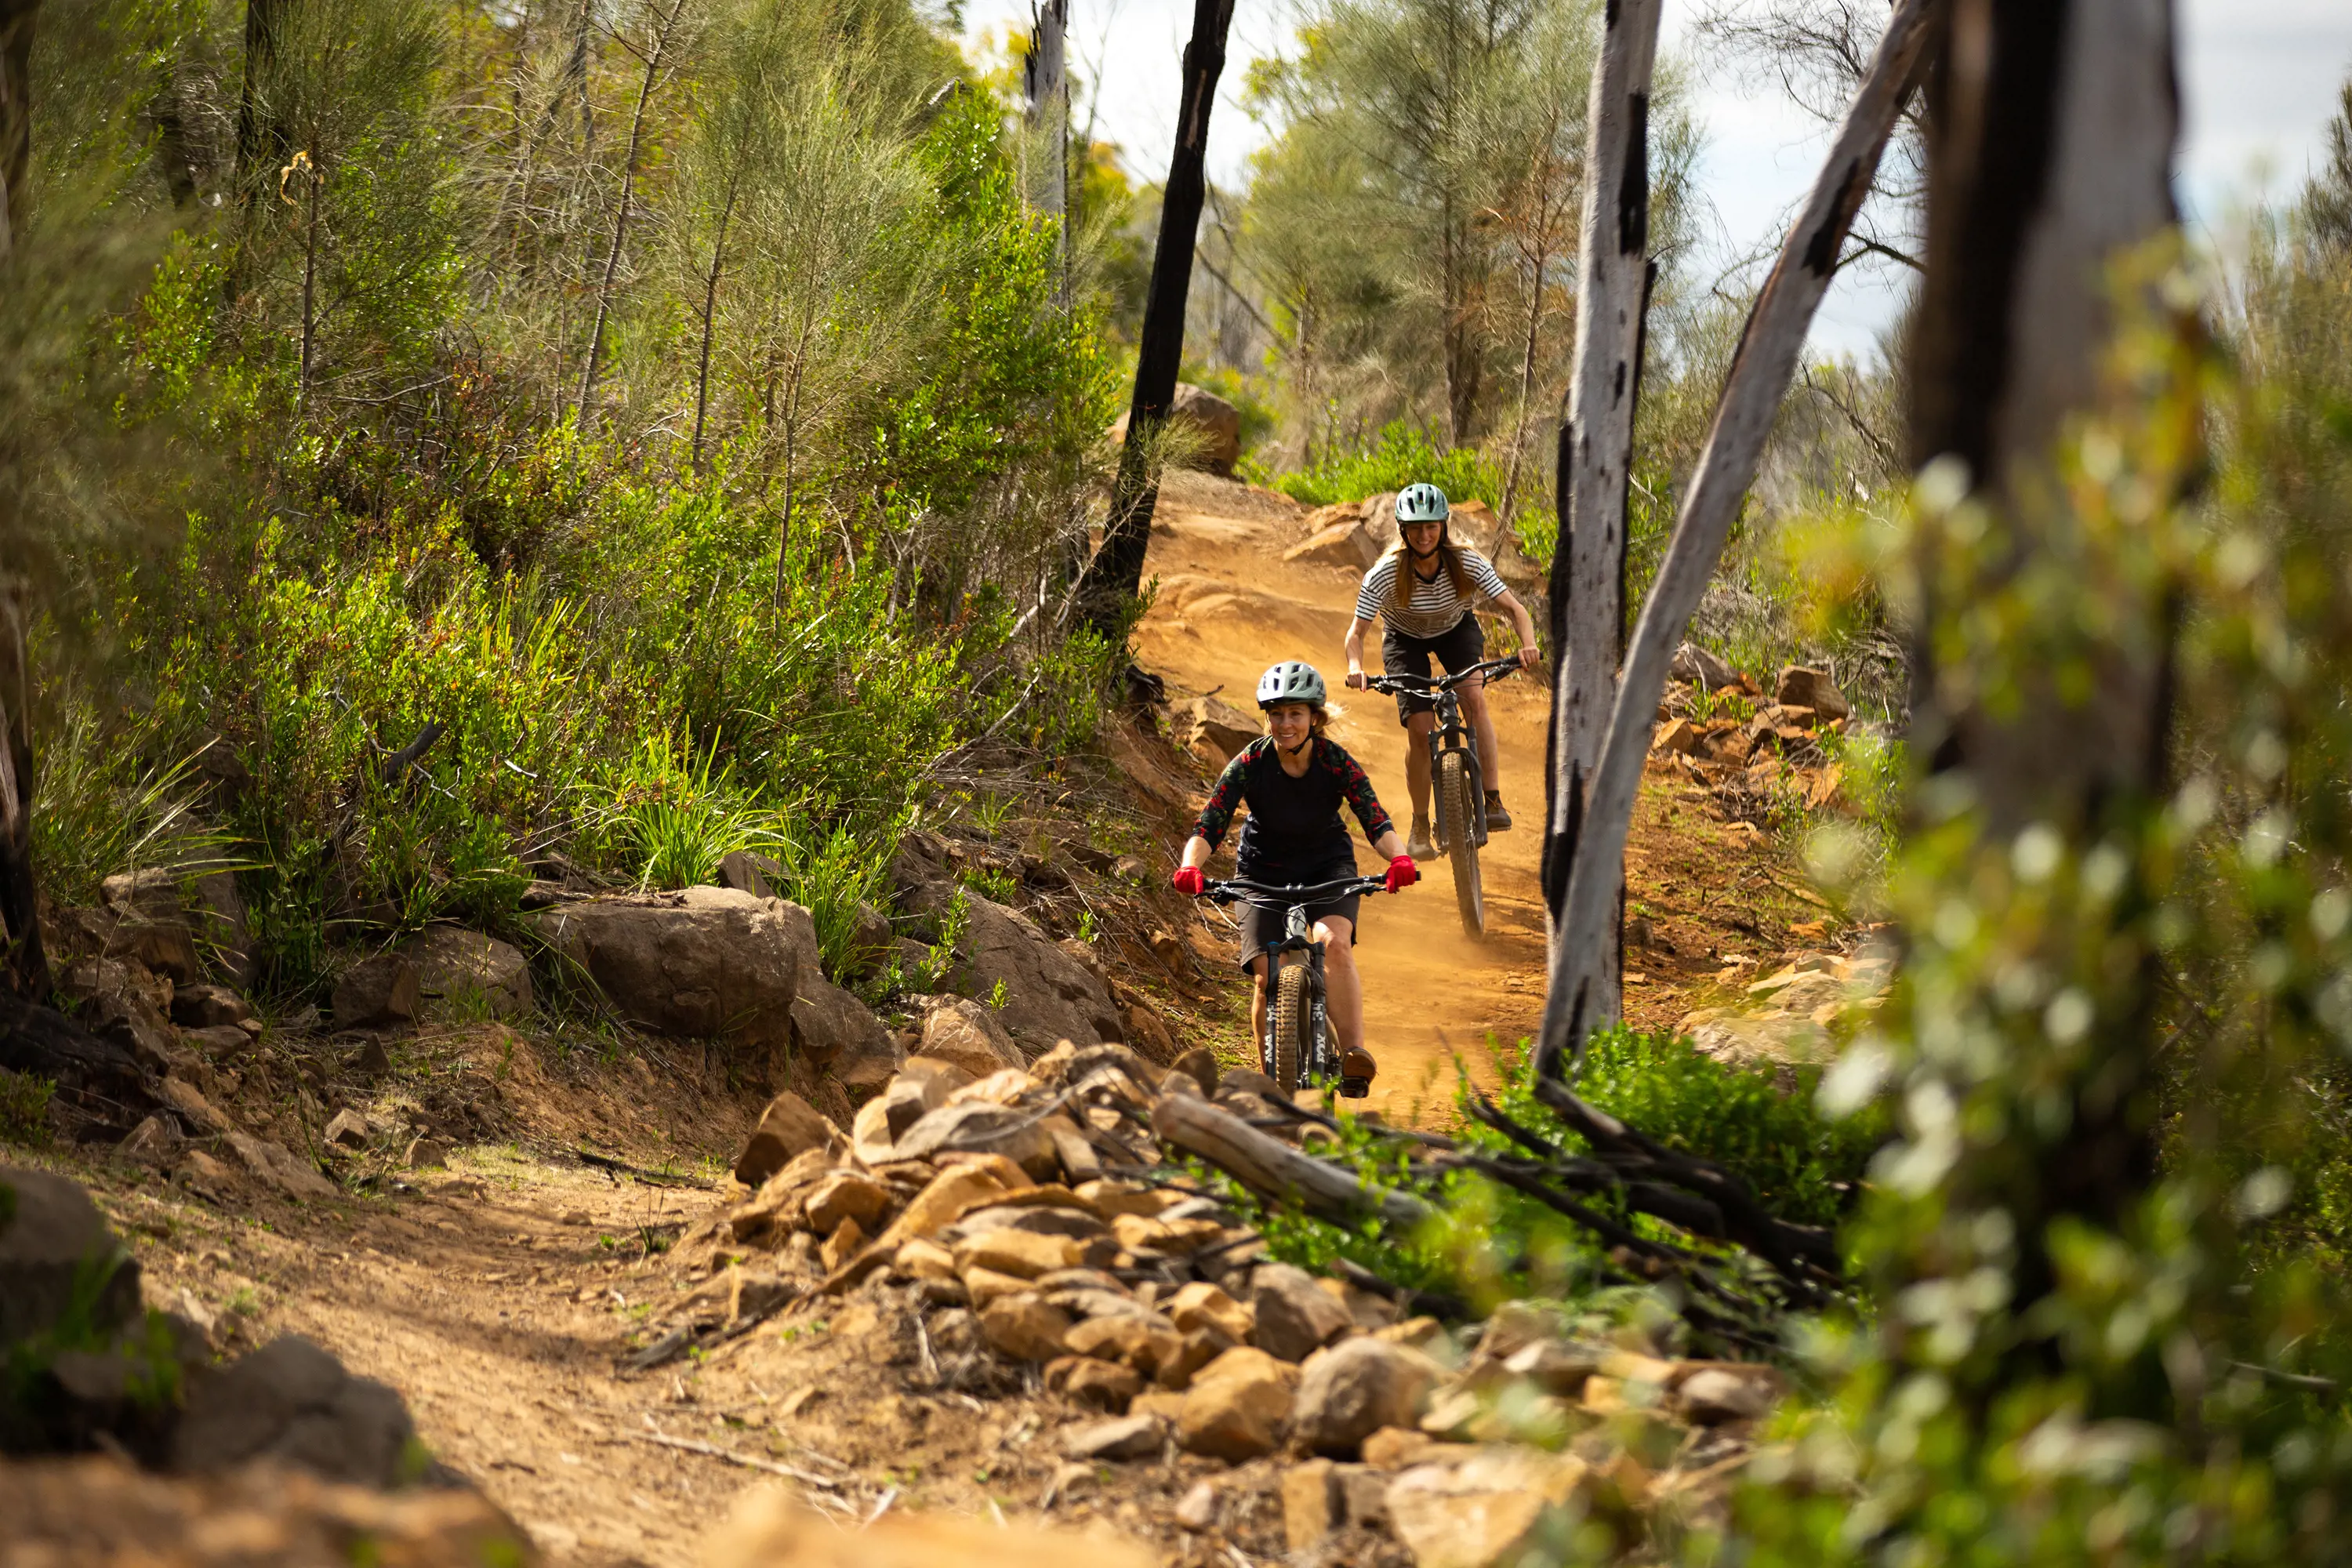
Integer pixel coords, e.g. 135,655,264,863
1539,0,1939,1079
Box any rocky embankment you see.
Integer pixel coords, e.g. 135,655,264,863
617,1044,1784,1566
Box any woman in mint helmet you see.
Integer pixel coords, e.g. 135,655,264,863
1170,661,1417,1088
1341,481,1540,860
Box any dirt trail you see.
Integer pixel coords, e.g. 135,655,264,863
28,479,1824,1568
1133,488,1552,1123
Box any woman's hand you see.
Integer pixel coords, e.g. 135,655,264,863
1384,855,1419,893
1516,645,1539,669
1172,866,1207,897
1345,670,1368,690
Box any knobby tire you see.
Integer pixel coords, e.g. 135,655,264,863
1271,960,1312,1096
1440,749,1485,937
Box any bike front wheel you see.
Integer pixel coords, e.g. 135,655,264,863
1270,959,1313,1096
1439,748,1486,937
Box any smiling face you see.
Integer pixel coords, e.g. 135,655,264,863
1265,701,1317,751
1403,518,1445,559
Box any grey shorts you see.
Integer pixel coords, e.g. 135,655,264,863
1238,891,1362,972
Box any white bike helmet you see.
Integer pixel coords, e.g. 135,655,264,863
1396,483,1450,524
1257,661,1327,710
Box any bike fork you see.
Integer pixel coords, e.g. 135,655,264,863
1426,724,1490,851
1308,950,1332,1084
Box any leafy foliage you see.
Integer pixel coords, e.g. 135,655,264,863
18,0,1123,1001
1255,420,1509,511
1720,246,2352,1566
1223,1027,1883,1318
0,1071,54,1145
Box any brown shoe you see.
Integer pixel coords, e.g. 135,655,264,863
1341,1047,1377,1081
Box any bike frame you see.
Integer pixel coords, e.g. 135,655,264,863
1261,904,1334,1083
1204,875,1388,1090
1370,658,1520,855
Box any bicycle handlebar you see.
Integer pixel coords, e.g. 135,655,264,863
1203,874,1390,908
1363,656,1524,696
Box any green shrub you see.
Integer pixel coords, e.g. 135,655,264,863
27,693,227,908
1254,421,1505,511
1480,1026,1886,1233
1218,1025,1887,1313
778,822,895,983
590,734,786,892
0,1070,53,1145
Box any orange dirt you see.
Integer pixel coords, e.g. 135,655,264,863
1135,474,1819,1123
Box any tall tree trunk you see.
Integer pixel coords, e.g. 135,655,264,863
1907,0,2179,824
150,60,203,206
1900,0,2180,1314
0,0,47,1002
1541,0,1663,1029
0,0,29,264
690,180,736,470
1025,0,1069,307
234,0,284,182
575,0,687,434
1442,197,1475,445
296,153,320,414
1536,0,1936,1079
1073,0,1236,636
1497,223,1555,528
0,590,45,1003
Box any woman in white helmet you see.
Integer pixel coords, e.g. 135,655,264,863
1342,482,1540,859
1171,660,1417,1089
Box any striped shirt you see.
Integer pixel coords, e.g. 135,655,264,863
1353,547,1511,639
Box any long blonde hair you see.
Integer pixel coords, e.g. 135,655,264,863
1384,521,1473,617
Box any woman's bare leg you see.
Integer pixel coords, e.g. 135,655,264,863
1460,675,1504,793
1403,712,1436,819
1316,916,1363,1054
1248,955,1269,1049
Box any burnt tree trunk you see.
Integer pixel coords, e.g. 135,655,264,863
0,0,31,261
0,0,46,1002
1907,0,2178,822
1025,0,1069,307
1074,0,1235,637
1904,0,2180,1319
1541,0,1663,1031
234,0,284,182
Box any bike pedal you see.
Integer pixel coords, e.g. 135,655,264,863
1339,1076,1372,1099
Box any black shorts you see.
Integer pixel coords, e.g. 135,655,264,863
1233,862,1363,971
1381,616,1486,725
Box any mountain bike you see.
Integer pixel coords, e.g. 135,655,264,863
1204,873,1390,1098
1367,656,1523,938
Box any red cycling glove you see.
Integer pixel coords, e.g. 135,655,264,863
1384,855,1419,893
1172,866,1207,897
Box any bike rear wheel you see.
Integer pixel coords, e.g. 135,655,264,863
1270,960,1313,1096
1439,749,1485,936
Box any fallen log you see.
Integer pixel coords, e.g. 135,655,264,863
1150,1093,1432,1232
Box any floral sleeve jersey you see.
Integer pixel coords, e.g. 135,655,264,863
1190,743,1259,849
1190,736,1395,853
1319,739,1395,842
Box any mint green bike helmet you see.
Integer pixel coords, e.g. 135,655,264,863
1256,661,1327,710
1396,482,1450,523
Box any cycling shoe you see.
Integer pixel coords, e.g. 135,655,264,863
1484,791,1513,831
